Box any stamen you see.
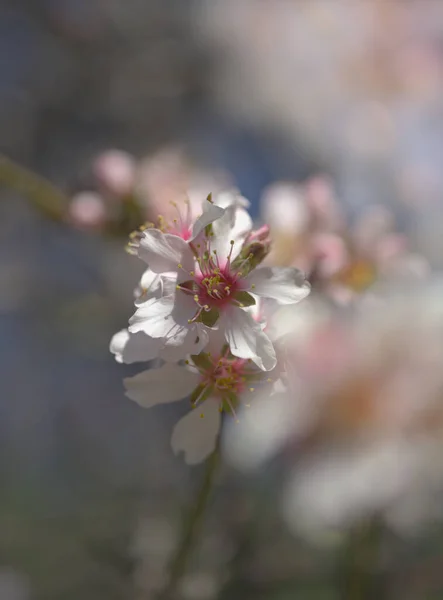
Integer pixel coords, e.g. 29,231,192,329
227,240,235,267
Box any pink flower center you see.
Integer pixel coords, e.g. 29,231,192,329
177,238,253,322
196,264,240,307
205,356,249,396
188,351,268,419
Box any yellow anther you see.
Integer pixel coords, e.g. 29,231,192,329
267,378,273,382
177,263,183,269
185,360,190,364
173,218,178,224
200,413,204,418
193,295,199,302
230,240,235,245
251,284,256,289
249,387,255,392
189,271,195,276
213,249,217,254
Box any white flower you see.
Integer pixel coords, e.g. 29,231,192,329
129,201,310,370
124,344,278,465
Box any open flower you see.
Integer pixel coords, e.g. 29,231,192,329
124,341,278,464
128,201,310,370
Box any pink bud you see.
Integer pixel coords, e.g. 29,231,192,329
93,150,136,197
249,224,271,242
69,191,106,230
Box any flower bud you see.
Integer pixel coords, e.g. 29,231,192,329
93,150,136,198
233,225,272,273
69,191,106,230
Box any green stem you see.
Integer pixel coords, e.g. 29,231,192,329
158,437,221,600
339,518,384,600
0,155,69,222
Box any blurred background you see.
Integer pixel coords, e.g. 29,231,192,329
2,0,443,598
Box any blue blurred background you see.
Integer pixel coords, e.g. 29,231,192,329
2,1,443,598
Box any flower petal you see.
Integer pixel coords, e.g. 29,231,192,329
191,200,225,239
220,308,277,371
171,398,221,465
129,295,176,337
110,329,161,363
211,204,251,259
124,364,200,408
129,292,196,337
134,269,163,305
160,324,209,362
244,267,311,305
214,189,250,210
137,229,190,273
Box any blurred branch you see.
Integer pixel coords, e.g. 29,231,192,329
0,154,69,222
339,518,385,600
158,436,221,600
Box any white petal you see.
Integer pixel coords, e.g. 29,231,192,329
230,207,253,243
140,268,161,292
171,398,221,465
137,229,190,273
134,269,163,306
244,267,311,305
214,189,250,210
211,204,250,259
129,292,195,338
191,200,225,239
124,364,200,408
160,325,209,361
110,329,161,363
129,295,177,337
221,308,277,371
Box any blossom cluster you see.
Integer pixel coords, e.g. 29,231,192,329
109,173,441,540
110,190,310,464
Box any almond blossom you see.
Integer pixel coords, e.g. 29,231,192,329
124,336,278,464
128,195,310,370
